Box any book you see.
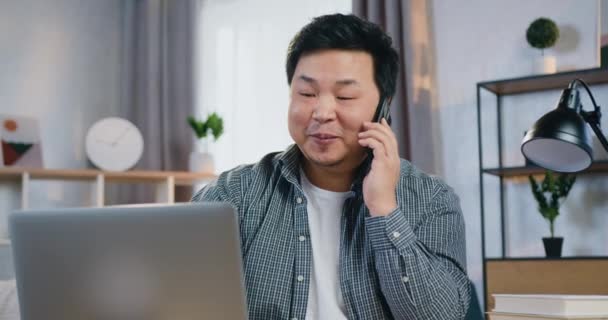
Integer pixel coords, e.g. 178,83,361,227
488,312,608,320
493,294,608,317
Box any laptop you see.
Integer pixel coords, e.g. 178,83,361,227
9,202,248,320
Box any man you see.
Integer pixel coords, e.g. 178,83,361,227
193,13,470,320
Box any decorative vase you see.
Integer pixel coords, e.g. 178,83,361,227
189,151,215,174
533,55,557,74
542,237,563,258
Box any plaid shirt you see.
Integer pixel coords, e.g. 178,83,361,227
192,144,470,319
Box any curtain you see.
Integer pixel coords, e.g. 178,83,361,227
353,0,444,175
113,0,199,203
352,0,412,161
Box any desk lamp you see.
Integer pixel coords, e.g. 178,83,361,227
521,79,608,172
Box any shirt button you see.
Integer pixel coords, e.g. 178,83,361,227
297,275,304,282
298,235,306,242
402,276,409,283
392,231,401,238
296,197,303,204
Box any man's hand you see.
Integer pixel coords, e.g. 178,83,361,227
358,118,400,216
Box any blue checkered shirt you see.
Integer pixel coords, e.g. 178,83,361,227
192,144,470,319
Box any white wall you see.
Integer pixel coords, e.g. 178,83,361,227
0,0,126,278
429,0,606,307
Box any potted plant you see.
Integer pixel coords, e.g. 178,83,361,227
528,171,576,257
187,112,224,173
526,17,560,74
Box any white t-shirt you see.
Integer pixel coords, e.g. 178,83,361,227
300,170,352,320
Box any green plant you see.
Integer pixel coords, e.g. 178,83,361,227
187,112,224,141
528,171,576,238
526,17,560,55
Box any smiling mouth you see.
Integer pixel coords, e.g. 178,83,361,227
309,134,339,145
311,134,337,139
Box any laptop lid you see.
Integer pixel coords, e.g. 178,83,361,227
9,202,248,320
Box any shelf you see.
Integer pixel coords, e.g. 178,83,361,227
0,168,216,186
0,168,218,209
477,69,608,312
478,67,608,95
482,161,608,177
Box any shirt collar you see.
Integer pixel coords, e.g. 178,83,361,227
275,144,370,195
276,144,302,187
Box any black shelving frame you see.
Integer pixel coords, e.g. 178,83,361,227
475,67,608,311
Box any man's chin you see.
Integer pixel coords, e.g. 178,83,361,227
309,157,344,167
303,150,345,167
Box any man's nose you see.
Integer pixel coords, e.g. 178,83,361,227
312,95,337,122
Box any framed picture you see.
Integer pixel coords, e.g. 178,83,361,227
0,114,43,168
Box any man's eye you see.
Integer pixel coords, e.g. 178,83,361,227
337,97,355,100
299,92,316,97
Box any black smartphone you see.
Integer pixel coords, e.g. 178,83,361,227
372,96,391,125
365,97,392,161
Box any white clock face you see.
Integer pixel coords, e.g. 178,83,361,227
85,117,144,171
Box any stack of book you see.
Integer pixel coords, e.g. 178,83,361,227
488,294,608,320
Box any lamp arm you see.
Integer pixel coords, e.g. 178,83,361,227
571,79,608,153
572,79,600,111
581,113,608,153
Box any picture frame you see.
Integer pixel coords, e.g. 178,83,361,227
0,114,44,168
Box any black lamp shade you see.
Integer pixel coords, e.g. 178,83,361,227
521,106,593,173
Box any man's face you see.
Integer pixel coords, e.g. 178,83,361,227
288,49,381,171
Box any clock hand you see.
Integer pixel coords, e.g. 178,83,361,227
96,138,113,145
111,126,131,146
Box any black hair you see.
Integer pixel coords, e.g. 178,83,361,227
286,13,399,99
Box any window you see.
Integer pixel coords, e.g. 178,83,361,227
197,0,351,173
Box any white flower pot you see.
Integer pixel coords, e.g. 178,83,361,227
533,55,557,74
189,151,215,174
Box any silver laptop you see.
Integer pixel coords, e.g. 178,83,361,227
9,203,248,320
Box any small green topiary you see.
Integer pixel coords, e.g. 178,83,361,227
528,171,576,238
526,17,559,56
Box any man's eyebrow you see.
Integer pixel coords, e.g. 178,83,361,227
297,75,359,86
298,75,316,84
335,79,359,86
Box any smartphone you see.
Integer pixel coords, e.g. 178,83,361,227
365,97,392,161
372,97,392,125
